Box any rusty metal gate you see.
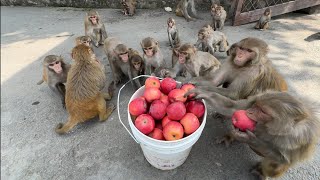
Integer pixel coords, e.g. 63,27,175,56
232,0,320,26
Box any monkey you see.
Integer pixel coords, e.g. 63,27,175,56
121,0,137,16
37,55,70,108
140,37,166,75
211,4,227,31
191,37,288,100
160,43,221,79
184,90,320,180
128,48,145,89
255,8,271,30
75,36,92,47
175,0,199,22
104,37,133,86
195,24,229,55
84,10,108,47
167,17,181,48
55,44,115,134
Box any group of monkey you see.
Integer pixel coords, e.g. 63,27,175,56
37,1,319,180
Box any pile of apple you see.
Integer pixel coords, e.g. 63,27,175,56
129,77,205,141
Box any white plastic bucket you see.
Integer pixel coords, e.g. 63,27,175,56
118,76,207,170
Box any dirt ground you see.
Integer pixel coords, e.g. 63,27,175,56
1,6,320,180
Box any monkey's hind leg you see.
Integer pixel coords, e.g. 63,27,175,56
97,96,115,121
55,116,79,134
251,159,290,180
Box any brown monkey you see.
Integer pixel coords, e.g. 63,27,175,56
84,10,108,47
211,4,227,31
55,44,115,134
128,48,145,88
195,24,229,55
185,90,320,180
175,0,199,22
104,37,131,85
37,55,70,108
75,36,92,47
121,0,137,16
160,43,220,79
167,17,181,48
255,8,271,30
192,37,288,100
140,37,166,75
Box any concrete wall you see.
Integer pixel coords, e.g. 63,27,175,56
0,0,231,10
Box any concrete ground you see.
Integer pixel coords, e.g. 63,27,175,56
1,6,320,180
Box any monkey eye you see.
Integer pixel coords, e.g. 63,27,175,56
247,49,253,53
90,16,96,19
143,47,153,50
119,52,128,55
49,61,60,66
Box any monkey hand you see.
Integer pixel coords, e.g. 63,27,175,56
231,128,256,143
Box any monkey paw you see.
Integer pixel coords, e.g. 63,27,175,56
215,134,234,148
250,163,265,180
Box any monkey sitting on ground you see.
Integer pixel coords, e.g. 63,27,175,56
185,90,320,180
75,36,92,47
104,37,130,85
55,44,115,134
175,0,200,22
195,24,229,55
128,48,145,89
121,0,137,16
37,55,70,108
84,10,108,47
167,17,181,48
140,37,166,75
159,43,220,80
255,8,271,30
191,37,288,100
211,4,227,31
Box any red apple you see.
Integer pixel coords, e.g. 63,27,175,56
129,96,147,116
168,89,187,103
148,128,165,140
180,113,200,135
181,83,196,99
162,116,172,128
149,100,167,120
166,102,186,120
135,114,155,134
144,87,161,102
160,77,177,94
186,100,205,118
163,121,184,141
145,76,161,89
232,110,256,131
160,93,170,107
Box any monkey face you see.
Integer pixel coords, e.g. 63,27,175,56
168,21,174,28
119,52,129,62
143,47,154,57
133,61,141,70
246,104,272,124
48,61,63,74
89,16,98,25
234,47,255,66
178,52,187,64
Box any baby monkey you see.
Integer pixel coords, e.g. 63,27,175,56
167,17,181,48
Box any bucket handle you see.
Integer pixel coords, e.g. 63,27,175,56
117,75,157,144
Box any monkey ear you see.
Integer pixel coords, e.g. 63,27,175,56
155,41,159,46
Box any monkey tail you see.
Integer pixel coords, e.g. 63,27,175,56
37,79,44,85
55,118,78,134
